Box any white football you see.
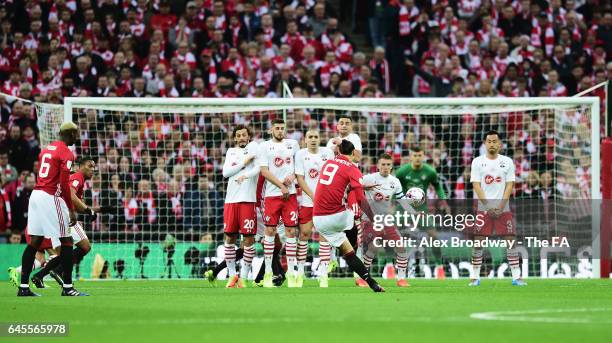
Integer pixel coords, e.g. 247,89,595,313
405,187,425,206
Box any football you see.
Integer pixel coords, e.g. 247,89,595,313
405,187,426,207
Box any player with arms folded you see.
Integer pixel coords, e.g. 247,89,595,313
326,114,362,162
17,122,86,296
295,129,334,287
361,153,411,287
469,130,526,286
31,157,111,286
259,119,300,288
395,146,450,278
313,140,384,292
220,125,260,288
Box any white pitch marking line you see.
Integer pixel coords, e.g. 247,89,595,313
470,308,612,324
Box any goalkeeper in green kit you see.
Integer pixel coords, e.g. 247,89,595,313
395,147,450,278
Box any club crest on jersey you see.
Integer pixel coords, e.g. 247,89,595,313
499,162,506,168
309,168,319,179
274,157,284,167
484,174,502,184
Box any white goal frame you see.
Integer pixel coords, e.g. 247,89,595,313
63,96,603,278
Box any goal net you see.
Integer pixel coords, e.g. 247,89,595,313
52,97,601,280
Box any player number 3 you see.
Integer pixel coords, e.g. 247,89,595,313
319,164,339,185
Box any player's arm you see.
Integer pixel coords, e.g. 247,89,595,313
260,166,289,191
349,169,374,220
395,165,407,192
470,158,488,207
222,151,253,178
496,158,516,212
60,155,77,225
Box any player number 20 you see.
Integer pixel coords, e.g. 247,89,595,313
319,164,339,185
243,219,255,230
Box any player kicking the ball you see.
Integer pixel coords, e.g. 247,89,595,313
221,125,260,288
259,119,300,288
17,122,87,296
469,130,526,286
295,129,334,287
362,153,410,287
313,140,384,293
31,157,110,287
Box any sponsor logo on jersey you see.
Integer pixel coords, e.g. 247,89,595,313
47,145,57,151
274,157,284,167
374,192,385,201
484,174,502,184
308,168,319,179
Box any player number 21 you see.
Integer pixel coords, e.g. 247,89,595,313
319,164,339,185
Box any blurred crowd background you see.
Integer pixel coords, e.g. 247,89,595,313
0,0,609,242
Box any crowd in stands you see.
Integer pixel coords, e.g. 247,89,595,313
0,0,608,241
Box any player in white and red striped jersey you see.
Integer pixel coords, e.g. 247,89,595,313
259,118,300,288
469,130,525,287
312,140,383,292
361,154,411,288
32,157,110,287
18,122,87,297
220,125,260,288
295,129,334,288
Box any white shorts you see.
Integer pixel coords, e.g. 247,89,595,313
313,210,354,248
27,190,70,240
51,222,88,248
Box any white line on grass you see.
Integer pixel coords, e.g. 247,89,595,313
470,308,612,324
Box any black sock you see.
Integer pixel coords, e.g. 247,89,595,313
344,250,377,288
73,247,88,264
35,255,62,279
213,248,243,277
254,262,265,282
60,245,74,286
20,245,37,286
272,250,285,276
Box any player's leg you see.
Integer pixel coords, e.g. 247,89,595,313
224,232,239,288
394,246,409,287
498,212,526,285
239,234,256,287
262,197,282,287
18,235,44,295
337,240,384,292
317,235,331,287
426,228,445,279
280,195,299,287
36,222,90,285
31,238,62,287
296,207,313,288
469,235,485,286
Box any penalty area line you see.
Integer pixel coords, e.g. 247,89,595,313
470,308,612,324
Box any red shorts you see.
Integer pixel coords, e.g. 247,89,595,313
224,202,257,235
25,227,52,252
263,195,298,227
298,206,313,225
472,211,515,236
362,221,401,245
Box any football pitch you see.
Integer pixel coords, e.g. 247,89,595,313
1,279,611,343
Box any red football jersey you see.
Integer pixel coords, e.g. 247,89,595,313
34,140,75,210
313,155,365,216
69,171,85,200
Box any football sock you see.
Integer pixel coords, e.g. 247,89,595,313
343,250,378,289
363,250,375,270
263,235,275,274
297,240,308,274
60,243,74,287
318,242,331,275
396,252,408,279
213,248,243,278
240,245,255,279
35,255,61,278
224,243,236,277
285,237,297,275
507,248,521,280
20,245,37,286
471,248,483,280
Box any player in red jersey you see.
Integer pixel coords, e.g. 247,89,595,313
259,118,300,288
469,130,525,287
31,157,108,287
17,122,87,297
312,140,384,292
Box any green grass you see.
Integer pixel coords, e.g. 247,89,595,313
1,279,611,343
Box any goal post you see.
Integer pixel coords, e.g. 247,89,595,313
59,96,602,279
